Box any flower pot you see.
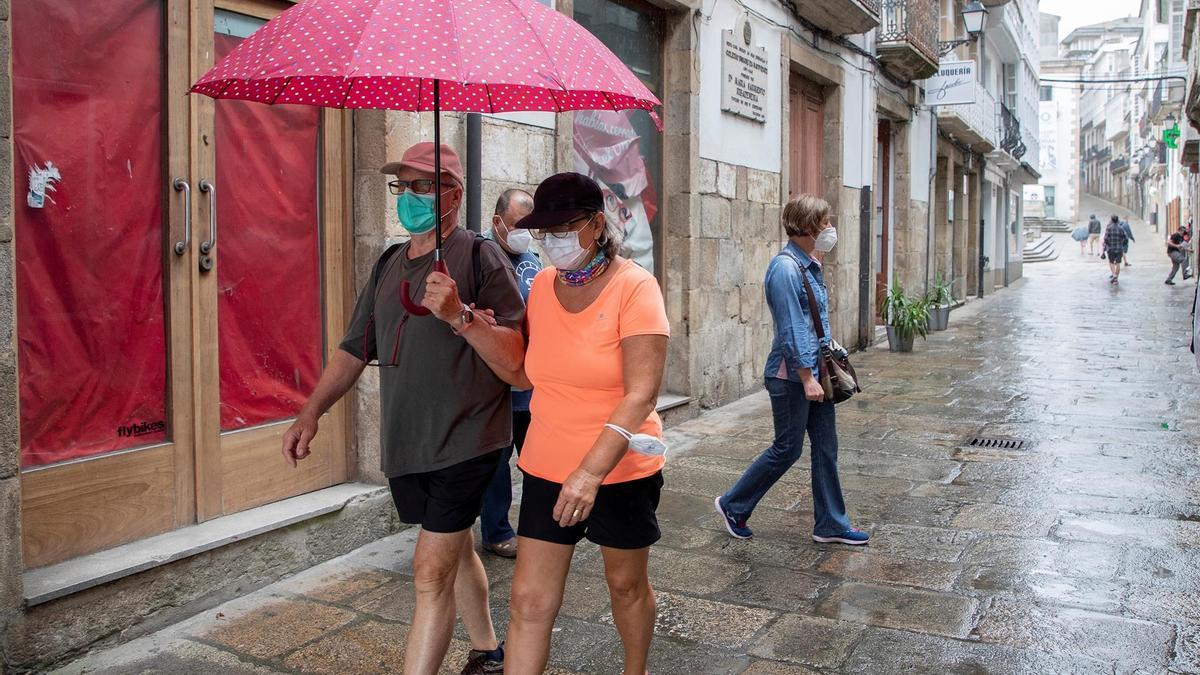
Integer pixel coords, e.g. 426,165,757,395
886,326,915,352
929,305,951,331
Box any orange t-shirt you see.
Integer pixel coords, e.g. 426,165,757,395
518,261,671,485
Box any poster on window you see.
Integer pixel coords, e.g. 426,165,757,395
572,110,658,273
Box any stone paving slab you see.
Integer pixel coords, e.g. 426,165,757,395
56,201,1200,673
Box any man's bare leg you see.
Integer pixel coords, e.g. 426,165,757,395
455,530,500,651
405,528,469,675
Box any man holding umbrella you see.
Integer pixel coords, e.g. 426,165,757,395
282,143,526,675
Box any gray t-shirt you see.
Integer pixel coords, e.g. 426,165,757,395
339,227,525,477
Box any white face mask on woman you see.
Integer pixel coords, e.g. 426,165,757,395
814,227,838,253
539,232,592,270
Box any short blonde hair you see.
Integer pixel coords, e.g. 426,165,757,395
782,195,831,238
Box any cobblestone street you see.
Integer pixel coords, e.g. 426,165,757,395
58,204,1200,674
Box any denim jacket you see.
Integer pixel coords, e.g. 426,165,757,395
763,242,830,382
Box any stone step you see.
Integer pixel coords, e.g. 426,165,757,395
1023,234,1058,263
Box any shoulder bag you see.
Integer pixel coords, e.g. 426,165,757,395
781,252,861,404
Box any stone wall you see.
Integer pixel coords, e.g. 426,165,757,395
684,160,782,408
0,0,24,634
893,199,932,293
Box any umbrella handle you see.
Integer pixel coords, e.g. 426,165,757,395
398,260,448,316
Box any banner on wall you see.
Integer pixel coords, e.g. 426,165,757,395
572,110,658,272
1039,102,1058,174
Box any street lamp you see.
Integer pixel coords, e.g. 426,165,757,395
938,1,989,57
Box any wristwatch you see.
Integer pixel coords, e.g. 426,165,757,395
454,303,475,334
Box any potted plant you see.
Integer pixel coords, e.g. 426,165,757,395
926,274,954,331
881,281,930,353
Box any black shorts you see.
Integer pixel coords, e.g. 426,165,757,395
518,471,663,550
388,450,502,533
1107,251,1124,264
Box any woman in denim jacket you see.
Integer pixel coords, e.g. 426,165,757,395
714,195,868,545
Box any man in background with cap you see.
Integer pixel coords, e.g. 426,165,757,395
281,142,525,675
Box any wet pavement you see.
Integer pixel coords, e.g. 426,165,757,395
58,195,1200,674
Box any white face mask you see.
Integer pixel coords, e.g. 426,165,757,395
538,231,592,270
495,217,533,254
605,424,669,457
506,227,533,254
815,227,838,252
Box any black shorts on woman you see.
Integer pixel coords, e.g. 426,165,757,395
518,471,663,549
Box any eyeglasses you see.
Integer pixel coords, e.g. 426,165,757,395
388,179,436,196
530,214,594,241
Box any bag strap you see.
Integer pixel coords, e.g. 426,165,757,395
373,242,405,289
779,251,826,342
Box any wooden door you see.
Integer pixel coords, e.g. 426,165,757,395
788,74,826,199
192,0,351,519
875,121,892,324
16,0,197,567
18,0,353,569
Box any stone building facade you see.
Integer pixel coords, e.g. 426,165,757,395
0,0,1037,667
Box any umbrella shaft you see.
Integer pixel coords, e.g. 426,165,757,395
434,80,443,256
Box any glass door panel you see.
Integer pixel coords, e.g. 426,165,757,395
213,11,323,433
16,0,195,568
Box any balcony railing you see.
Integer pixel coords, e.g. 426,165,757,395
1000,103,1021,154
937,85,999,150
1020,125,1038,166
1110,156,1130,174
878,0,940,67
786,0,880,36
1150,80,1163,122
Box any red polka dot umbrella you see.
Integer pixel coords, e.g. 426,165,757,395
191,0,661,315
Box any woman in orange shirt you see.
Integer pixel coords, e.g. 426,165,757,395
478,172,669,674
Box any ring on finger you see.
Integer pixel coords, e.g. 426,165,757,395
572,508,582,519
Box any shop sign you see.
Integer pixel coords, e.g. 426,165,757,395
926,60,976,107
720,22,768,123
1165,122,1180,149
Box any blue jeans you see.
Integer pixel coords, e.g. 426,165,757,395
721,377,852,537
480,410,530,545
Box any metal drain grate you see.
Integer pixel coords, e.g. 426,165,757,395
965,436,1028,450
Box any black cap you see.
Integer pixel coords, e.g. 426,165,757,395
512,172,604,230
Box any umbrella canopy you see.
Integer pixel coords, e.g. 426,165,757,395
191,0,661,316
190,0,661,124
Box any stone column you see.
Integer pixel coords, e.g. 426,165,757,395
966,167,980,297
0,0,25,621
934,153,951,294
662,10,700,402
951,159,967,299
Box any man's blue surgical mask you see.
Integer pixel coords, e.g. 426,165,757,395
396,190,436,235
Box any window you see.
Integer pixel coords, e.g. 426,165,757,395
1004,63,1017,109
572,0,664,276
1040,85,1053,102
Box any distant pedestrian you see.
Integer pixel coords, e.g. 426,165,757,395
1071,224,1089,254
1103,215,1129,284
1087,214,1103,254
714,195,867,546
1166,227,1192,285
479,188,540,559
1119,218,1136,266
